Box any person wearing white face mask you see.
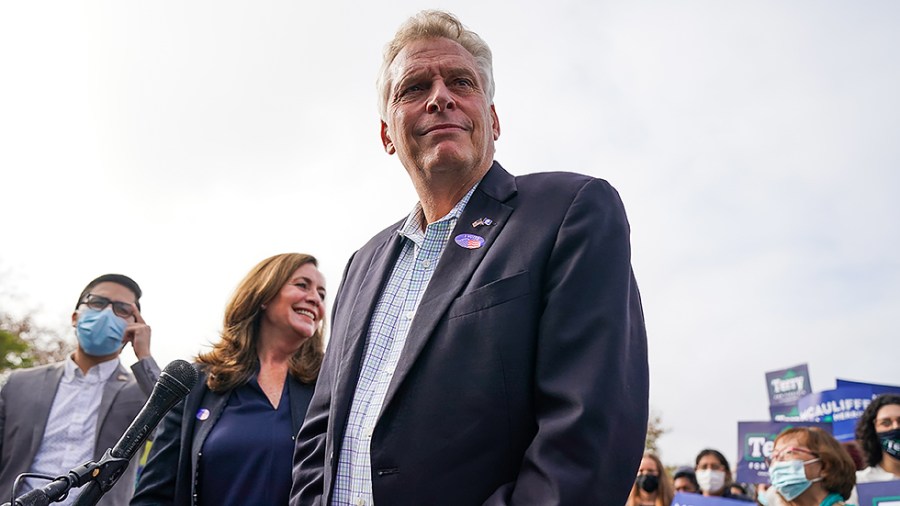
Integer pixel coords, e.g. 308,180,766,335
694,449,753,501
759,427,856,506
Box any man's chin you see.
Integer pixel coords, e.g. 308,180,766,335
415,149,485,176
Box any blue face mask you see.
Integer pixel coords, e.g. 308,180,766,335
768,458,822,501
77,307,127,356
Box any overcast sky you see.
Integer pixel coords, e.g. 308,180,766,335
2,1,898,469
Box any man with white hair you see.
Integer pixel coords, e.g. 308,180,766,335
292,10,649,505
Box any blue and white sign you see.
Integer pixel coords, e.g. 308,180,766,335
737,421,832,483
769,404,802,423
857,480,900,506
836,379,900,396
671,492,749,506
797,387,873,442
766,363,812,407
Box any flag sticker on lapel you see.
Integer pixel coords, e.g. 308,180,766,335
472,217,493,228
196,408,210,421
455,233,485,249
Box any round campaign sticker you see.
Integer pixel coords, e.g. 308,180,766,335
454,233,485,249
196,408,210,421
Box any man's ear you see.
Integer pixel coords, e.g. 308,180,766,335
381,121,396,155
71,311,78,327
490,104,500,141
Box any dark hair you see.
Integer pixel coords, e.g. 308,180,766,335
695,449,733,489
672,467,700,492
76,274,142,310
776,427,856,499
840,441,866,471
855,393,900,467
695,448,730,469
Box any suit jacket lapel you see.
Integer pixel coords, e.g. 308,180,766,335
28,363,65,462
287,377,313,435
190,386,229,472
331,230,405,440
380,162,518,416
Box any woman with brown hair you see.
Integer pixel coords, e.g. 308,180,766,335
760,427,856,506
132,253,326,506
625,452,674,506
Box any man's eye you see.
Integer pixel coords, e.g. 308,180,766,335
455,78,474,87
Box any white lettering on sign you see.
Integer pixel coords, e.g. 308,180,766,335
771,376,805,393
747,436,775,458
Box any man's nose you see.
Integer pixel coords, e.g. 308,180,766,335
426,81,455,113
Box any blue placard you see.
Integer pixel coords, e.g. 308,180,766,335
769,404,802,422
736,421,832,483
857,480,900,506
797,387,874,441
836,379,900,396
671,492,749,506
766,363,812,407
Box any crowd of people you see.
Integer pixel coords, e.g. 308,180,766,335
625,394,900,505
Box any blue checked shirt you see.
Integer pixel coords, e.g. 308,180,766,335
333,184,478,506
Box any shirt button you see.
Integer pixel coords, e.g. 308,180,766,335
364,427,373,438
356,499,366,506
422,259,431,267
404,311,414,320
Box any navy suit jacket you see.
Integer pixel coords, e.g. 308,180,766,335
131,365,314,506
291,162,649,505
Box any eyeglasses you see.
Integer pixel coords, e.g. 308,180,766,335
766,446,818,465
80,294,135,319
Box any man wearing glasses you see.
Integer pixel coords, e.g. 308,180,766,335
0,274,161,506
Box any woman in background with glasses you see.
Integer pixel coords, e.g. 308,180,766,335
132,253,327,506
760,427,856,506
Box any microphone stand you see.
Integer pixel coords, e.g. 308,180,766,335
2,450,127,506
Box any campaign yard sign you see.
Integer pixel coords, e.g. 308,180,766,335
797,386,873,441
737,421,832,483
857,481,900,506
671,492,749,506
836,379,900,396
766,363,812,407
769,404,802,423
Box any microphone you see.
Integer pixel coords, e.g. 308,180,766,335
72,359,198,506
109,359,198,460
4,360,198,506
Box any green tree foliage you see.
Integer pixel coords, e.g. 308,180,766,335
0,311,73,384
645,410,668,455
1,327,32,370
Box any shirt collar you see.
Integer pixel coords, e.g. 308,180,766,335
63,354,122,383
397,182,479,241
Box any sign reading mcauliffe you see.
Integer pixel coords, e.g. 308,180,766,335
797,386,873,442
